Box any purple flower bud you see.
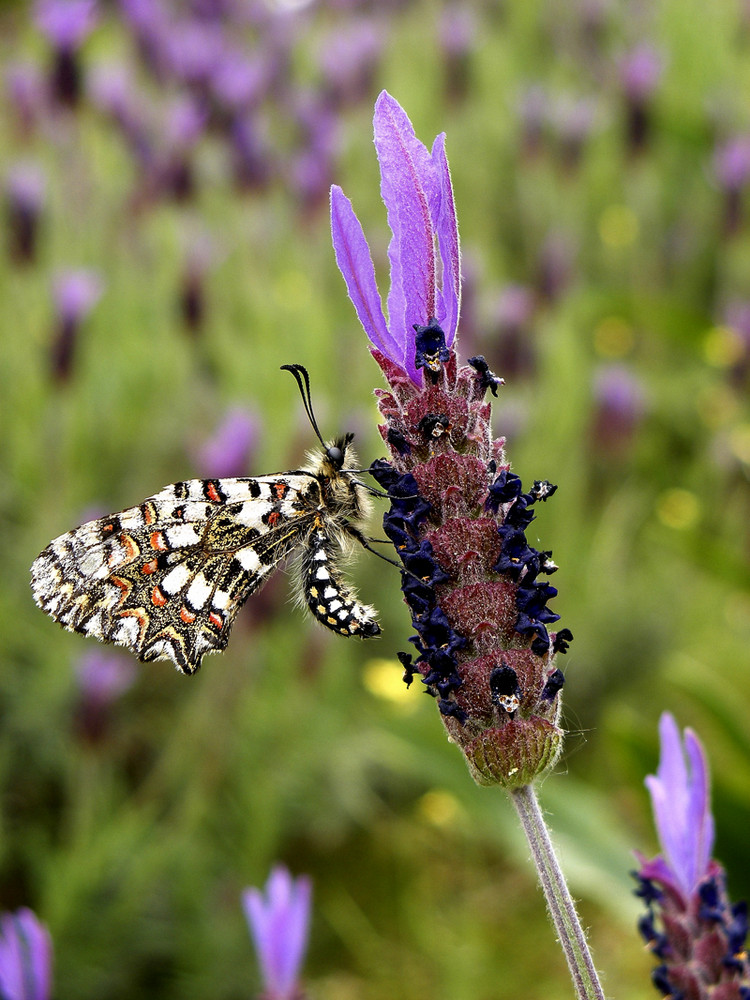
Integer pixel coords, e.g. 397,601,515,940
634,714,749,1000
334,95,568,787
5,162,46,265
331,91,461,386
195,408,260,479
50,269,104,381
242,866,312,1000
0,908,53,1000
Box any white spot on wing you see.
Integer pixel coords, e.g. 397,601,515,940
186,573,212,610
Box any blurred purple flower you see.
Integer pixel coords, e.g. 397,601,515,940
242,866,312,1000
590,363,645,456
713,136,750,191
517,84,548,157
550,94,598,171
52,268,103,324
210,50,267,112
619,43,663,153
714,136,750,234
619,43,663,102
438,5,477,102
641,712,714,899
317,20,384,108
485,284,536,380
50,269,104,380
195,408,260,478
330,90,461,385
73,650,137,743
34,0,98,51
5,162,46,264
5,61,47,133
0,908,53,1000
75,650,137,707
634,714,750,1000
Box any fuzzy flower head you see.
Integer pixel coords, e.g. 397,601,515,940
331,90,460,386
0,908,53,1000
635,714,749,1000
242,866,312,1000
331,95,570,788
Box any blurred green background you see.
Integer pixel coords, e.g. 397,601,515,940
2,0,750,997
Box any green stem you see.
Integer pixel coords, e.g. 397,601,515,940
509,783,606,1000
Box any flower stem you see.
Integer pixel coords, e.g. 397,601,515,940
509,783,607,1000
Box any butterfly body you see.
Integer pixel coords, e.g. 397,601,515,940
30,435,380,674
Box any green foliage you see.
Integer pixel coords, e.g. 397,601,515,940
2,1,750,998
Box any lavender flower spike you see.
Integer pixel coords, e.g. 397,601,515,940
331,90,460,386
643,711,715,898
635,714,750,1000
242,866,312,1000
0,908,53,1000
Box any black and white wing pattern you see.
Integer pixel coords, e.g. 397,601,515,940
31,469,380,675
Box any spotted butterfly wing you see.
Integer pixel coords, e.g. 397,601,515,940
31,448,381,674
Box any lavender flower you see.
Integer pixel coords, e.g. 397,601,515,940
635,713,750,1000
5,162,46,265
619,43,663,153
713,136,750,235
331,92,569,788
34,0,98,106
0,908,53,1000
73,650,137,743
50,268,103,381
195,408,260,479
242,866,312,1000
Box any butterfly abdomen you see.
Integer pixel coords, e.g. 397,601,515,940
301,526,380,638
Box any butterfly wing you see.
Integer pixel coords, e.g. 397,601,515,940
30,475,316,674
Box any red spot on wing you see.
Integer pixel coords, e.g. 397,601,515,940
206,481,222,503
180,606,197,624
266,511,281,528
273,481,288,500
151,585,168,607
141,559,159,575
150,531,168,551
143,503,157,525
208,612,224,630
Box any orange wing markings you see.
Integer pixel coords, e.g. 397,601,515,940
150,531,169,551
151,585,168,607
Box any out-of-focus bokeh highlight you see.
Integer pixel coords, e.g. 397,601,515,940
2,1,750,997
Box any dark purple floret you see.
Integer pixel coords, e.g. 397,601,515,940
552,628,573,654
541,669,565,700
414,318,451,377
386,427,411,455
485,469,523,513
467,355,503,396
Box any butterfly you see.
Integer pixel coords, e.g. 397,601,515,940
30,366,381,675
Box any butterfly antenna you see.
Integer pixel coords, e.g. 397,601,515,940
281,364,327,449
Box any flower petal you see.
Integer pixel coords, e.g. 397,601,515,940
431,132,461,347
330,184,401,364
374,91,437,383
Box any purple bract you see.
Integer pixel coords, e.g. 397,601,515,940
331,90,461,386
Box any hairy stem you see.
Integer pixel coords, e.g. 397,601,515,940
509,783,607,1000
